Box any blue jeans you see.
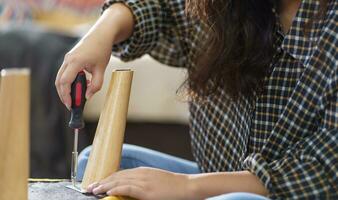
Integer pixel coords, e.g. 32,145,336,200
78,144,269,200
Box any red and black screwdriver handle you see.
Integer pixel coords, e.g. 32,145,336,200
69,71,87,129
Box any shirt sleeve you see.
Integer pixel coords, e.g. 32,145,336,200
243,71,338,199
102,0,204,68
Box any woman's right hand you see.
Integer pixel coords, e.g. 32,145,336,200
55,3,134,110
55,34,111,110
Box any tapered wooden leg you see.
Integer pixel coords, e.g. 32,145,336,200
81,70,133,190
0,69,30,200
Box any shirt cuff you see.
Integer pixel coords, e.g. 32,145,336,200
243,153,273,196
102,0,161,61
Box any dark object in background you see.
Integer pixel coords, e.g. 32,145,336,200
85,121,193,161
125,122,193,161
0,24,192,178
0,23,79,178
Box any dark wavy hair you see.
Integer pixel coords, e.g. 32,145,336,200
185,0,327,99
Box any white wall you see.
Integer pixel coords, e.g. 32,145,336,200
84,55,189,124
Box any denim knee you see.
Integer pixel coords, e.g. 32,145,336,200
207,192,269,200
77,145,92,181
77,144,138,180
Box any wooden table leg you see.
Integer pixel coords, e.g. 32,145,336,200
0,69,30,200
81,70,135,200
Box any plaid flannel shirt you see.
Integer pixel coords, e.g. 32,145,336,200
103,0,338,199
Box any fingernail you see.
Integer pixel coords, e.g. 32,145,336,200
87,182,99,192
88,182,99,188
85,92,91,100
92,185,102,195
66,104,71,111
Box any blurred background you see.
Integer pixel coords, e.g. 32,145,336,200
0,0,192,178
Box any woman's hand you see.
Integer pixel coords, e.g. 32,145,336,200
55,3,134,109
85,168,268,200
55,35,111,110
86,167,191,200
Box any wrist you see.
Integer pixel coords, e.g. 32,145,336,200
184,174,203,200
171,173,196,200
184,171,269,199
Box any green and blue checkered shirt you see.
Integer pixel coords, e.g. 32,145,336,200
103,0,337,199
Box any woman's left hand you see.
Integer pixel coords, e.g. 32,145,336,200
86,167,191,200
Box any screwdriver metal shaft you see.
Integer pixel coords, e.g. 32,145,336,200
71,129,79,187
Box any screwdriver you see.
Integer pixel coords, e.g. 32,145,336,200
69,71,87,187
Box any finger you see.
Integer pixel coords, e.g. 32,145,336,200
93,179,140,195
107,185,146,199
84,70,92,81
99,169,139,185
55,62,67,105
59,63,83,109
85,67,104,99
86,182,100,193
60,83,72,110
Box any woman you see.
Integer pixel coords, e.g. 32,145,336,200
55,0,337,199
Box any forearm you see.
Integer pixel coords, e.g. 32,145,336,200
82,3,134,47
186,171,268,200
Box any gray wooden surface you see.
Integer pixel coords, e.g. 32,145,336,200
29,182,99,200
